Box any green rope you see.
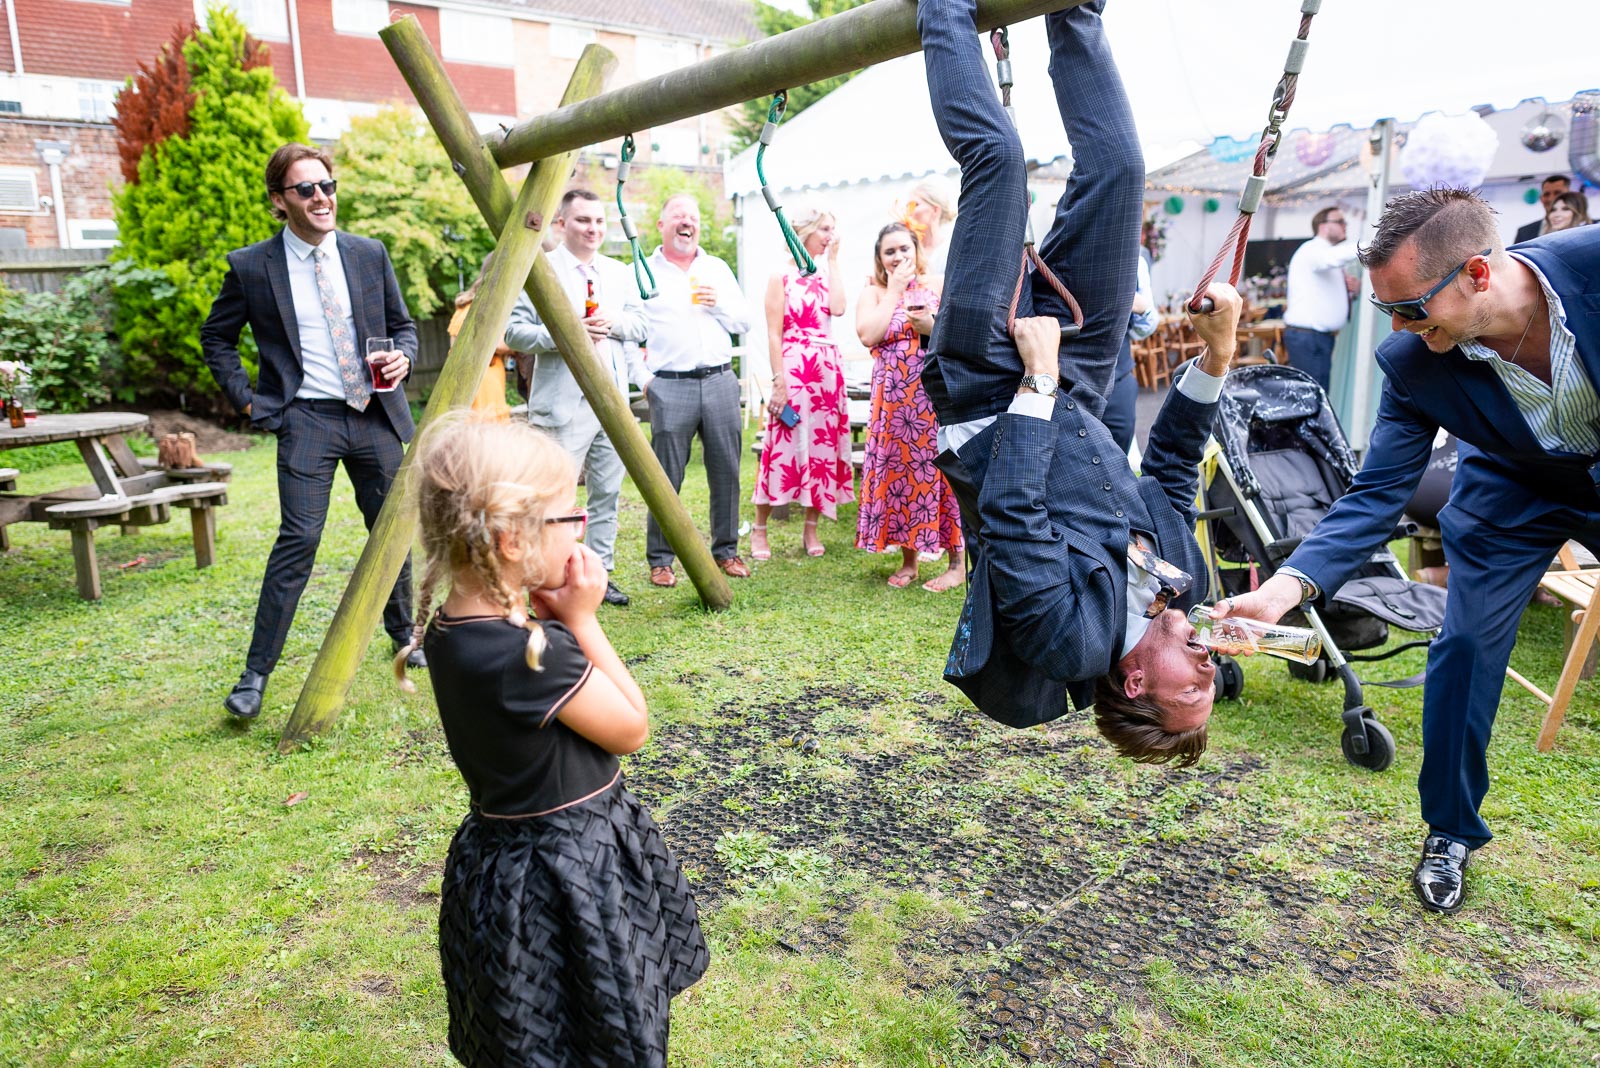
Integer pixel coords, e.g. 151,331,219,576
615,135,657,299
755,92,815,275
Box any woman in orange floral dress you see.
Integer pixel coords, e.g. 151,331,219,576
854,223,964,591
751,206,854,560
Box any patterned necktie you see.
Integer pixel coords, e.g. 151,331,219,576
313,246,371,411
1125,538,1194,618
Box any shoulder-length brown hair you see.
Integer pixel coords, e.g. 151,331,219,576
870,222,926,287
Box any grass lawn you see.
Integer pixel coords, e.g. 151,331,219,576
1,428,1597,1067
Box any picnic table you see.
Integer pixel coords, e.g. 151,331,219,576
0,413,231,600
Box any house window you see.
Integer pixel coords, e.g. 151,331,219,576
550,24,595,60
440,10,515,66
78,81,117,123
194,0,289,39
331,0,388,36
0,167,40,213
636,37,698,81
69,219,119,249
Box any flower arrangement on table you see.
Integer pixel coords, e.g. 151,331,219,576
0,360,36,426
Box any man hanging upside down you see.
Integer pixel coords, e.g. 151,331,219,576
919,0,1244,765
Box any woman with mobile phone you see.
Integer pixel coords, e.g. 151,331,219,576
751,204,854,561
854,222,964,592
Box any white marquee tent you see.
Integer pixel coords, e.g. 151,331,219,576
722,0,1595,446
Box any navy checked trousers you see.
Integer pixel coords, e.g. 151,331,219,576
246,399,414,674
919,0,1144,426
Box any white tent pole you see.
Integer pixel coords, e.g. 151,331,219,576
1347,117,1394,453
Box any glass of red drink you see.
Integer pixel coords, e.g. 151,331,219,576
366,337,401,392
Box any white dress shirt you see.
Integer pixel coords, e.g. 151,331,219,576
639,248,753,388
1283,235,1360,333
504,244,649,394
282,228,355,402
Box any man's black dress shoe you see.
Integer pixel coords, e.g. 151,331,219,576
224,670,268,720
603,580,631,607
1413,835,1471,914
392,638,427,669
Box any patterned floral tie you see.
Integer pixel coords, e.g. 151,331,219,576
314,247,371,411
1125,538,1194,618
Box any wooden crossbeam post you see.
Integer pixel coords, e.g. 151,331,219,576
488,0,1087,168
277,43,623,751
383,16,732,615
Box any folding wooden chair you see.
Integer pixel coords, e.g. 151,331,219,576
1507,545,1600,751
1131,333,1170,390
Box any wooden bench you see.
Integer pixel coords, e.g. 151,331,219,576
45,480,229,600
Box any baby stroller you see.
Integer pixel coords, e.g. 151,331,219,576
1197,364,1448,772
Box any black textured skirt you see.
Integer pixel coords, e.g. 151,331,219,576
439,780,709,1068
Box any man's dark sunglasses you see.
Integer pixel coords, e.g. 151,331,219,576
1368,248,1490,322
275,179,337,199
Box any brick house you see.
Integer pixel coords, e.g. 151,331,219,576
0,0,757,248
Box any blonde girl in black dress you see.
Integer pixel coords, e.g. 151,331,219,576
396,416,707,1068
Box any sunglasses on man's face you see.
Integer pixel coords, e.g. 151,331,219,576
1367,248,1490,322
277,179,337,200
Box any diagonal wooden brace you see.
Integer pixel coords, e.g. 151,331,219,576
380,15,732,614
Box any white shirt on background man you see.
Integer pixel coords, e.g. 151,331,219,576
282,226,355,401
1283,234,1360,334
639,247,753,388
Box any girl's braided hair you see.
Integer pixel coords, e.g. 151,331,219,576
394,414,576,691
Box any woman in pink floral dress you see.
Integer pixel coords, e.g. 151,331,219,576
751,206,854,560
855,223,965,591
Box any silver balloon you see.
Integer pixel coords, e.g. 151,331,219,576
1522,111,1565,153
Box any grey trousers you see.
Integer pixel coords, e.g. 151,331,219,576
542,400,624,572
645,369,742,566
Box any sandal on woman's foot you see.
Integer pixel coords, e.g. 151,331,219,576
751,524,771,561
921,569,965,593
887,566,917,589
803,519,825,557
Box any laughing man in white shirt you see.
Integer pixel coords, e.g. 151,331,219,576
637,194,755,587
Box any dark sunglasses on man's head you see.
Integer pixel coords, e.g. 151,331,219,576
276,179,337,199
1368,248,1490,322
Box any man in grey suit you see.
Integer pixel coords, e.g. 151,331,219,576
201,143,420,721
506,188,648,606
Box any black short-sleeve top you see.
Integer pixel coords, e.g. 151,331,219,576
424,612,620,816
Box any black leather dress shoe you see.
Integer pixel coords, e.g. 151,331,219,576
603,580,631,607
392,638,427,669
224,669,268,719
1413,835,1471,913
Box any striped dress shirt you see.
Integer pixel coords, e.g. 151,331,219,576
1458,255,1600,455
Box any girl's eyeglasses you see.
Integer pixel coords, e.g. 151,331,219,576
544,509,588,538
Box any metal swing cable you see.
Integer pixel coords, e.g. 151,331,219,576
1188,0,1322,312
990,27,1083,337
615,135,657,299
756,91,816,275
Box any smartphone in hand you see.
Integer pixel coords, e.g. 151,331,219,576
778,403,801,428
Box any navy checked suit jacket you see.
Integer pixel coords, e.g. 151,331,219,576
201,229,419,442
1286,225,1600,597
945,378,1216,726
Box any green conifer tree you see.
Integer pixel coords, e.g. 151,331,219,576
111,6,308,407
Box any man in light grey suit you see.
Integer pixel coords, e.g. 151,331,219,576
506,188,648,606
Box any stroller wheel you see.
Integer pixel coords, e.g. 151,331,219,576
1340,712,1395,773
1212,655,1245,701
1288,656,1334,684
